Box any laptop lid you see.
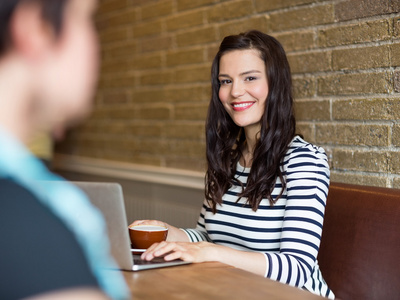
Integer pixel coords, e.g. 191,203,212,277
72,181,190,271
72,181,134,270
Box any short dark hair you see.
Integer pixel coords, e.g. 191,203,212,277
0,0,68,55
205,30,296,212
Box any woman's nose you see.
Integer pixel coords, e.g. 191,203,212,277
231,81,245,98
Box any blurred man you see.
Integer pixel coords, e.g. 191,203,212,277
0,1,129,299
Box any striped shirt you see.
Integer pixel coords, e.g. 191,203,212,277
182,136,335,299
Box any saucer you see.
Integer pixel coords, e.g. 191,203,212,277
131,248,146,255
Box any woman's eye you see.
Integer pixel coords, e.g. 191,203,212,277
219,79,231,85
245,76,257,81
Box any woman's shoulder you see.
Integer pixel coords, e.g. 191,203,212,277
287,136,326,155
285,136,328,164
283,136,330,189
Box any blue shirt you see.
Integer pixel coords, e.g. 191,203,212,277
0,128,129,300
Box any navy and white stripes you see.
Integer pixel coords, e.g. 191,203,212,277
182,136,334,299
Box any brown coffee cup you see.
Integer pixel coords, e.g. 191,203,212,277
128,225,168,249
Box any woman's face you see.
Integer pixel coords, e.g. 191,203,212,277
37,0,99,136
218,49,269,134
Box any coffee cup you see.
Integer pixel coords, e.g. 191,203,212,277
128,225,168,249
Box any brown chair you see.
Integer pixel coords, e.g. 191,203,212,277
317,182,400,300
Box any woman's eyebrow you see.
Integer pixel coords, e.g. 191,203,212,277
240,70,262,76
218,74,230,78
218,70,262,78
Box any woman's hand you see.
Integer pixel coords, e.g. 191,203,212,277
141,240,267,276
129,220,190,242
141,241,218,263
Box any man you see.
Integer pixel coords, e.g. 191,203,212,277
0,1,129,299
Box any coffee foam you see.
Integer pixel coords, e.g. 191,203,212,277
129,225,168,232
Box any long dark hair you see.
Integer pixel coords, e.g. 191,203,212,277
205,30,296,212
0,0,68,55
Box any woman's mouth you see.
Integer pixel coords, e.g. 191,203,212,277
232,102,254,111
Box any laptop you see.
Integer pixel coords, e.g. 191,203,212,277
72,181,191,271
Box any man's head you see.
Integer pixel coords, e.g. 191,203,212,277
0,0,67,55
0,0,99,140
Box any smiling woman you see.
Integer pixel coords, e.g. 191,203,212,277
207,31,297,212
131,30,335,299
217,49,269,148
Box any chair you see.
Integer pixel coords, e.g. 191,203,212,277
317,182,400,300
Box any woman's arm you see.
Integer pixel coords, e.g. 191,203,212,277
179,201,212,242
261,144,330,287
136,201,268,276
141,240,267,276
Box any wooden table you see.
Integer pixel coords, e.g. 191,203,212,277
114,262,326,299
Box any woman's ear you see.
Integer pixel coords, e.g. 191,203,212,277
9,1,56,60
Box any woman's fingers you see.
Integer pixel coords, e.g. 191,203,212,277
141,241,183,260
163,250,185,261
141,241,170,260
141,241,213,263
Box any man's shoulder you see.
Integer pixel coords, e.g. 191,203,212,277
0,178,99,299
0,177,44,214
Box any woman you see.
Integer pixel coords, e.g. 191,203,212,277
132,30,334,299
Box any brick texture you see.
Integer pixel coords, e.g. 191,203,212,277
318,72,392,96
177,0,215,11
335,0,397,22
176,26,218,47
392,124,400,147
174,65,210,84
288,51,331,74
315,124,390,147
296,123,315,144
333,99,400,120
391,43,400,66
140,36,173,53
318,19,391,47
269,4,334,32
332,45,390,71
292,77,317,99
255,0,316,13
394,17,400,38
219,16,268,39
389,152,400,174
207,0,254,23
294,100,330,121
55,0,400,186
273,31,315,52
166,48,205,67
166,11,204,32
330,172,388,187
393,179,400,189
140,0,173,21
332,149,389,173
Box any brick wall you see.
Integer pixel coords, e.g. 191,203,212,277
55,0,400,188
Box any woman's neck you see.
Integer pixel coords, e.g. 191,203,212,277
241,126,260,168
